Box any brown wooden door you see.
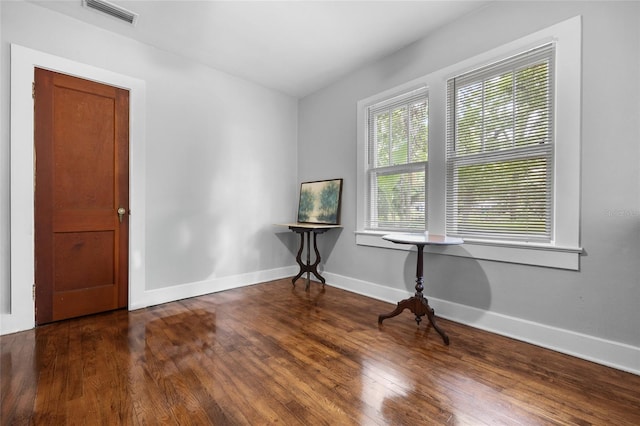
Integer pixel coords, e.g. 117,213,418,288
34,68,129,325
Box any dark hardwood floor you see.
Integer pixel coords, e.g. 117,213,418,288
2,279,639,425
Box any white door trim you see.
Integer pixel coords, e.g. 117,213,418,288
3,44,146,334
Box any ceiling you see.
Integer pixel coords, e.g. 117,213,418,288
31,0,490,98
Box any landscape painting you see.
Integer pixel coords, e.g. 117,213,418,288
297,179,343,225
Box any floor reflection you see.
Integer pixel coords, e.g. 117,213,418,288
360,359,409,423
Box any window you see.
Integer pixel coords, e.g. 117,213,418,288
446,44,554,243
364,87,428,231
356,16,581,269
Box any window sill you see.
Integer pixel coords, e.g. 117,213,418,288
355,231,582,270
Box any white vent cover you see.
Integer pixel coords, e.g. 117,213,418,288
82,0,138,25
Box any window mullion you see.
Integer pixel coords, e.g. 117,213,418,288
511,70,516,149
407,101,412,163
481,81,486,153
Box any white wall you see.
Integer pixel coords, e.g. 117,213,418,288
298,1,640,373
0,1,299,332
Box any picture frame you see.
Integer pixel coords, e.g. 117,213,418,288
297,178,343,225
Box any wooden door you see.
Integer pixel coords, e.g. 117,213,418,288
34,68,129,325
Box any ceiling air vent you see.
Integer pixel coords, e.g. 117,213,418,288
82,0,138,25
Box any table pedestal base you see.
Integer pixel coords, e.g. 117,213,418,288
378,244,450,345
378,294,449,345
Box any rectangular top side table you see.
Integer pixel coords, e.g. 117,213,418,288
276,223,342,290
379,233,463,345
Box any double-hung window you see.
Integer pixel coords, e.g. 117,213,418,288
357,17,581,269
364,87,428,232
446,44,555,243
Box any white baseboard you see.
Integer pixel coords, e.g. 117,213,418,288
1,266,297,335
130,265,298,310
324,272,640,376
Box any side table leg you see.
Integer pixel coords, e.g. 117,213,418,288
292,231,306,285
310,231,326,287
378,296,414,324
422,298,449,345
305,231,311,290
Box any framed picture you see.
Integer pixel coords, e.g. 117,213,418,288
297,178,343,225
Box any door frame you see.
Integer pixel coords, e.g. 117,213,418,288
4,44,146,334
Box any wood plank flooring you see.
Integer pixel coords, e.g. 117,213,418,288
2,279,640,425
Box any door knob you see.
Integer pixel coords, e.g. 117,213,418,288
117,207,126,223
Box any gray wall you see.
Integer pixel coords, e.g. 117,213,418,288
0,1,299,313
298,1,640,347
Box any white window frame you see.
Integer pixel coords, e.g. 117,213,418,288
356,16,583,270
363,86,429,232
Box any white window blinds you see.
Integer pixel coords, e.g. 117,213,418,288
446,44,555,242
366,87,428,231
